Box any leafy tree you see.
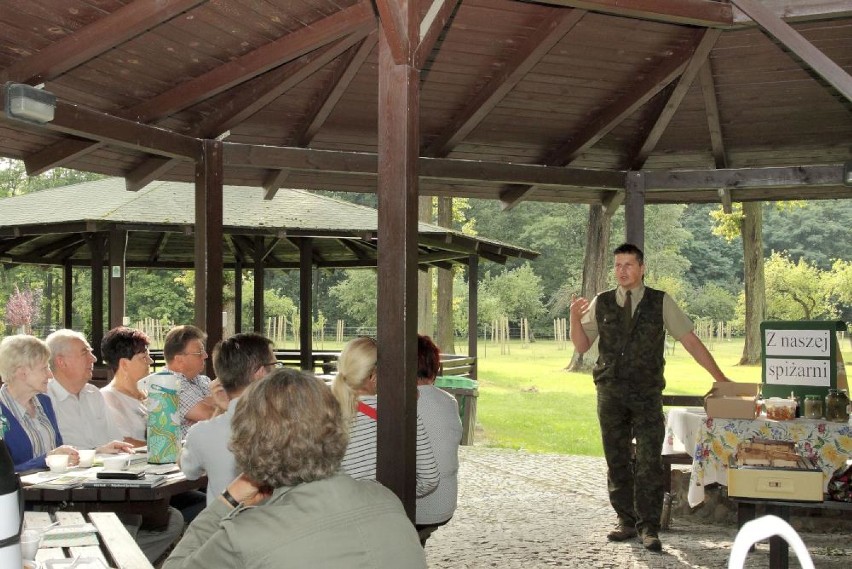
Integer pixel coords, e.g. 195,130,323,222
480,264,545,325
329,270,378,328
680,204,742,289
763,201,852,270
826,259,852,322
685,283,738,323
764,251,834,320
125,270,194,325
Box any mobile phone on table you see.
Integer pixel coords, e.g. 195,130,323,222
96,471,145,480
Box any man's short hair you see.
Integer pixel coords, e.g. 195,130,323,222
45,329,89,370
101,327,150,372
231,368,348,488
613,242,644,264
212,333,274,394
163,325,207,362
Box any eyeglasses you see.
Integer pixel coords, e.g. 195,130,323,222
181,350,207,357
263,361,284,369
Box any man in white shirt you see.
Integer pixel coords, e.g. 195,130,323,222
179,332,276,504
45,329,183,564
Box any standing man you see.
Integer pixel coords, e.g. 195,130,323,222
161,325,216,438
569,243,730,552
179,332,276,504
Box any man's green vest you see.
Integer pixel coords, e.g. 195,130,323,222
592,287,666,390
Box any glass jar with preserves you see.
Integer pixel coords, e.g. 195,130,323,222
803,395,823,420
825,389,850,423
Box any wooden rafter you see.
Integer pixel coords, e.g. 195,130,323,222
414,0,461,69
29,235,86,259
698,61,727,169
0,0,208,85
732,0,852,103
126,157,178,192
148,233,170,264
498,28,706,209
629,28,721,169
18,2,376,175
643,164,846,190
731,1,852,24
424,7,586,157
374,0,413,64
130,2,376,122
531,0,732,27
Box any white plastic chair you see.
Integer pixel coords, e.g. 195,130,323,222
728,514,815,569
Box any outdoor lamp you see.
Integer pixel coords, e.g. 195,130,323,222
844,160,852,187
4,82,56,124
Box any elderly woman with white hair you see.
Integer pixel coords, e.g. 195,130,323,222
163,367,426,569
0,335,79,471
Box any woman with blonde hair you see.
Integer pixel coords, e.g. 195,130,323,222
164,368,426,568
0,335,78,471
332,336,439,497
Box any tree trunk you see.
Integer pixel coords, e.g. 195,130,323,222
436,197,456,354
567,204,610,371
739,201,765,365
417,195,433,336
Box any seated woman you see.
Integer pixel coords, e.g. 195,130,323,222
100,326,153,447
332,336,439,498
415,335,462,546
163,368,426,568
0,335,78,471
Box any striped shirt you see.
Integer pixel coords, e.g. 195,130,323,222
0,385,57,459
166,368,211,439
340,395,440,498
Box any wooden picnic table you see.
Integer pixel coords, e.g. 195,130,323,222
25,510,153,569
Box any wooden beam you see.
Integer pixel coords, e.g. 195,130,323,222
376,20,419,519
23,138,103,177
196,30,372,138
731,0,852,102
424,8,586,157
629,29,721,169
194,139,224,369
148,233,170,264
262,170,290,201
29,235,85,259
63,262,73,329
624,171,646,250
530,0,732,27
224,143,623,189
732,1,852,25
87,233,106,362
108,229,128,329
698,60,727,169
129,1,376,122
718,187,733,214
299,33,378,144
643,164,845,190
374,0,412,64
414,0,461,69
0,0,207,85
126,157,179,192
498,28,704,209
299,237,313,370
602,190,625,218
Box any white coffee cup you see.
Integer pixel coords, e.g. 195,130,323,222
45,454,69,473
102,454,131,470
19,529,40,560
77,449,96,468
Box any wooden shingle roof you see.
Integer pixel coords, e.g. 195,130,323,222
0,179,538,269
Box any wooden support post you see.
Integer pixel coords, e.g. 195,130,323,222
108,229,127,330
624,171,646,250
63,261,73,329
194,139,224,374
468,254,478,380
299,237,313,370
376,20,419,520
88,233,106,361
233,260,242,334
253,236,264,333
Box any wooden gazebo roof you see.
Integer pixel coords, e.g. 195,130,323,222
0,179,538,269
0,0,849,207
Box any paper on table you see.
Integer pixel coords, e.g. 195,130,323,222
43,559,109,569
41,524,99,548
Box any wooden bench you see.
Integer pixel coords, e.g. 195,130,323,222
732,496,852,569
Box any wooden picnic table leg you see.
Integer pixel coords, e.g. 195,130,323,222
764,504,790,569
735,501,757,552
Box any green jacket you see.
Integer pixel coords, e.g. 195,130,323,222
163,473,427,569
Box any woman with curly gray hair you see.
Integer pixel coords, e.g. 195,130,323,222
164,367,426,569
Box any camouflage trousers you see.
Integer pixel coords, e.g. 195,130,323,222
596,383,665,534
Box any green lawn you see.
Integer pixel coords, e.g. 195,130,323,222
474,338,851,456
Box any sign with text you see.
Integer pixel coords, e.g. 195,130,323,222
760,320,846,401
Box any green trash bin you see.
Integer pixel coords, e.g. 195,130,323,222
435,375,479,446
